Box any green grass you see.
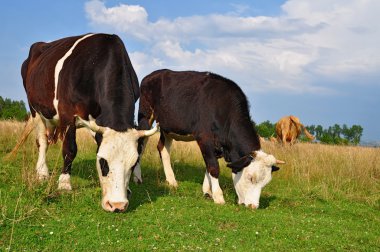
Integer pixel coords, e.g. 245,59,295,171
0,122,379,251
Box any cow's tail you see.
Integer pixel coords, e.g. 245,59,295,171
4,115,36,160
289,115,315,141
302,126,315,140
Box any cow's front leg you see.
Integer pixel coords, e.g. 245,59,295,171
58,125,77,190
158,133,177,187
202,172,212,197
198,141,225,204
132,160,143,184
35,114,49,180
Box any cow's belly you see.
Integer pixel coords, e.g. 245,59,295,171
165,132,195,142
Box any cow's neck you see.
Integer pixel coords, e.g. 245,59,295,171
96,93,136,132
223,123,261,163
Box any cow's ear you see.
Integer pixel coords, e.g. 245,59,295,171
227,156,252,172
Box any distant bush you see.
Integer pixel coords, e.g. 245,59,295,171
0,96,28,121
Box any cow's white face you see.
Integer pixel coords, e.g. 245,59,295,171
232,150,281,209
96,128,140,212
75,115,158,212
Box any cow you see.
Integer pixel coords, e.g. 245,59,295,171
137,69,285,209
276,115,314,146
21,33,157,212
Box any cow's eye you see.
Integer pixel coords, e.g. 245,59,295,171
99,158,110,177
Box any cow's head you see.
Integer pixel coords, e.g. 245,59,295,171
75,115,158,212
228,150,284,209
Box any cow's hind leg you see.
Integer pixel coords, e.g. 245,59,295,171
198,141,225,204
158,133,177,187
35,114,49,180
58,125,77,190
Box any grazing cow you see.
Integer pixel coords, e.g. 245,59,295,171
21,33,157,212
276,115,314,145
137,69,284,209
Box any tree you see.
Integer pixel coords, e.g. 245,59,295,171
255,120,276,138
0,96,28,121
342,124,363,145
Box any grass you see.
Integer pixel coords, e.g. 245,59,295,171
0,120,379,251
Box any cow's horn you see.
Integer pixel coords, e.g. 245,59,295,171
276,159,286,164
75,115,106,134
137,123,159,138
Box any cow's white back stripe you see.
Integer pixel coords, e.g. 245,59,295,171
53,33,96,120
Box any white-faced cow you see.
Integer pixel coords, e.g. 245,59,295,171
21,33,157,212
137,69,285,209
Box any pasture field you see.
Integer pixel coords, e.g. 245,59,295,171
0,120,379,251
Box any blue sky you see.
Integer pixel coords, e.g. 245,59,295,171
1,0,379,141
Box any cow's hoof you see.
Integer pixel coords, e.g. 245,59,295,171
37,173,49,181
133,176,142,184
58,182,72,191
37,167,49,181
204,192,212,199
166,180,178,188
58,174,72,191
247,204,258,209
213,197,226,205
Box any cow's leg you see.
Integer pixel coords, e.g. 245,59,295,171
198,141,225,204
133,135,150,184
282,130,288,146
135,93,155,184
58,125,77,190
202,172,212,197
132,160,143,184
35,114,49,180
157,133,177,187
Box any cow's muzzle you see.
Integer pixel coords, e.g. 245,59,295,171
103,201,128,213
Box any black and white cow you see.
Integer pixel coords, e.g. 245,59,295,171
21,33,157,212
137,69,284,209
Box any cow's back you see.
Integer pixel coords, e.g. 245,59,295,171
22,33,139,131
141,70,251,136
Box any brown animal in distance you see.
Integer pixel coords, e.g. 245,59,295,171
276,115,314,145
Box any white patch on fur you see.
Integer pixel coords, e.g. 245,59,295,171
58,173,72,190
159,135,178,187
209,173,225,204
34,114,49,180
232,150,276,208
53,33,95,120
96,128,140,212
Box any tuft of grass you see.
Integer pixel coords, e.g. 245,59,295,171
0,120,379,251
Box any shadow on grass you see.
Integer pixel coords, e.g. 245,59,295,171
259,195,277,209
71,159,98,183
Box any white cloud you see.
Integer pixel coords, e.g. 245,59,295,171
85,0,380,94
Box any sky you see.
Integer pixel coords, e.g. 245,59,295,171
1,0,379,142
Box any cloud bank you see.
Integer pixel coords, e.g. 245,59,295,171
85,0,380,94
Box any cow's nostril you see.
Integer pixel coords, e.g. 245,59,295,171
111,202,128,213
106,201,113,209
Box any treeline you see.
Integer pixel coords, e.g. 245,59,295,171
256,120,363,145
0,96,28,121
